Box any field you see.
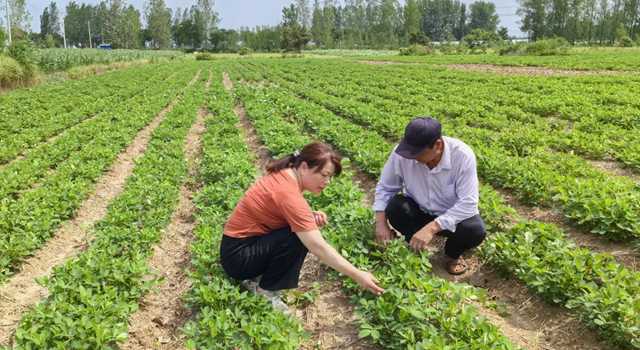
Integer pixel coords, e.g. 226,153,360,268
0,55,639,350
34,49,186,73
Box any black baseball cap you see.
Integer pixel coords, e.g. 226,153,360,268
395,117,442,159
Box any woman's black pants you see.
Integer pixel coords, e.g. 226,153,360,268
385,195,486,259
220,226,308,291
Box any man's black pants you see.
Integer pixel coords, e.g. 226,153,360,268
220,226,308,291
385,195,486,259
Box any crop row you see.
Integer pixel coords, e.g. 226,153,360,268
2,65,209,349
233,79,520,349
251,59,640,171
0,65,200,284
352,49,640,72
0,66,191,204
480,220,640,349
229,69,640,348
0,64,179,164
182,65,310,350
240,61,640,241
261,59,640,128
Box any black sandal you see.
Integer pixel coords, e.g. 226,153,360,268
446,258,469,275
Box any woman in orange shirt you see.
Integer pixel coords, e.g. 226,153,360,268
221,142,384,315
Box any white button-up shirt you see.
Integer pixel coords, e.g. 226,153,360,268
373,136,479,232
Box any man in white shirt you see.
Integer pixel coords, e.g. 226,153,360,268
373,117,486,275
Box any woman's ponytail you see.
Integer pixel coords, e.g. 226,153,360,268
266,154,298,173
265,142,342,177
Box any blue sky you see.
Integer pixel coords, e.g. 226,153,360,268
19,0,523,37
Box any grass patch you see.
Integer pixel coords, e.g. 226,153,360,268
0,55,40,91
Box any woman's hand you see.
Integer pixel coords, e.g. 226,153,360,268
312,211,328,226
354,271,385,296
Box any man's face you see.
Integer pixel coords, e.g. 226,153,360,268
414,139,442,164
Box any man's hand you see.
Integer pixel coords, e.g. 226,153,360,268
374,211,393,248
312,211,328,226
375,223,393,245
409,221,442,251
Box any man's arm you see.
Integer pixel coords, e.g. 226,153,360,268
373,152,403,244
434,155,479,233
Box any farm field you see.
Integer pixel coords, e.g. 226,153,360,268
351,47,640,71
0,56,639,350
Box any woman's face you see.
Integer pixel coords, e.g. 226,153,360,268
300,161,335,195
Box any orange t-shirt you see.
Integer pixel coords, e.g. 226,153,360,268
224,170,318,239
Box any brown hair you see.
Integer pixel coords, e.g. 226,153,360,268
266,142,342,177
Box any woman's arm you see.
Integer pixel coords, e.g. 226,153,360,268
296,230,385,296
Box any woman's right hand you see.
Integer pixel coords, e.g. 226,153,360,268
355,271,385,296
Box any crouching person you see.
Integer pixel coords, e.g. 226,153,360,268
374,117,487,275
220,142,384,315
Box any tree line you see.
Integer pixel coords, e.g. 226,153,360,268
2,0,638,50
518,0,639,44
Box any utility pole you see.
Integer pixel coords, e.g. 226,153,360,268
60,13,66,48
5,0,11,44
88,21,92,48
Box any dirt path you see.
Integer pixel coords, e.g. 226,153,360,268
587,159,640,183
496,188,640,272
0,71,201,346
356,60,637,76
122,70,212,350
224,72,381,350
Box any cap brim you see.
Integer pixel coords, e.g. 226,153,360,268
395,139,428,159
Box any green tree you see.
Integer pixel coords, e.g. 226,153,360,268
40,2,61,41
322,0,335,48
518,0,549,40
469,1,500,33
43,32,57,47
0,26,7,49
462,28,495,52
497,25,509,39
196,0,219,49
65,2,95,47
402,0,421,43
296,0,311,27
280,4,310,52
422,0,463,41
311,0,323,44
144,0,172,48
453,2,468,39
7,0,32,40
210,28,239,52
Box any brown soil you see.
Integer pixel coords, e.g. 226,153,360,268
121,70,210,350
587,159,640,183
443,63,635,76
356,60,635,76
495,188,640,272
225,72,380,350
356,60,415,66
225,72,272,173
0,70,201,346
297,256,380,350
